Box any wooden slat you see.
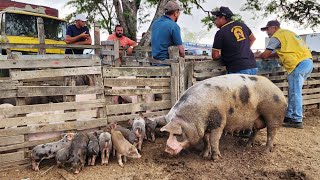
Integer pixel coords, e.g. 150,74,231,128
303,94,320,100
103,67,171,77
0,81,21,90
0,159,29,171
268,75,287,81
1,110,97,128
10,66,101,80
0,43,101,49
0,135,24,146
104,78,170,87
106,100,171,115
0,136,60,152
309,72,320,78
105,88,170,95
0,151,24,163
303,98,320,105
185,55,212,60
0,118,108,136
194,71,225,78
0,59,100,69
101,41,115,46
193,60,225,71
17,86,104,97
0,54,93,60
275,80,320,88
0,89,16,98
108,110,169,123
0,99,105,117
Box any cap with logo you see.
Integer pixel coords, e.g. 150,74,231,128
211,6,234,18
164,1,183,12
75,14,87,21
260,20,280,31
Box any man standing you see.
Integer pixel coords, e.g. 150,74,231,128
107,25,137,56
65,14,92,54
256,20,313,129
151,0,185,64
211,6,257,75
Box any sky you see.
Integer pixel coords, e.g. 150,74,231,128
14,0,318,50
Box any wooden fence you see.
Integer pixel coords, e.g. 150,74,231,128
0,54,106,170
1,42,320,170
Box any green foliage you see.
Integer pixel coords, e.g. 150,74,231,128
242,0,320,29
65,0,116,34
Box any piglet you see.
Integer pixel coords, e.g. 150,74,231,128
31,133,76,171
110,124,141,167
115,125,138,145
55,143,72,168
97,131,112,165
87,132,100,166
145,117,157,142
129,113,146,152
68,133,89,174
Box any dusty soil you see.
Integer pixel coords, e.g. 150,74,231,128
1,109,319,180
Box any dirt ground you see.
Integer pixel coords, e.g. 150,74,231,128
1,109,319,180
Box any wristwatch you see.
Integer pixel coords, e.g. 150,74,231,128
129,46,134,49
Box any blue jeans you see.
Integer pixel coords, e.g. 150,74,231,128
228,68,258,75
286,59,313,122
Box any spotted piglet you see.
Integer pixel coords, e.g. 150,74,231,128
129,113,146,152
145,117,158,142
87,132,100,166
68,133,89,174
31,133,76,171
55,143,72,168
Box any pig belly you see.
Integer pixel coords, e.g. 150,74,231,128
224,113,260,132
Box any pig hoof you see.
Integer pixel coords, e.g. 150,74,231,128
118,163,124,168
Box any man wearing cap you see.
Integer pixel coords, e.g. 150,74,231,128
256,20,313,129
65,14,92,54
151,0,185,64
107,25,137,56
211,6,257,75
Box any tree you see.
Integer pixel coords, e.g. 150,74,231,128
65,0,117,35
242,0,320,29
65,0,320,46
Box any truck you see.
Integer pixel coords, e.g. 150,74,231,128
0,0,67,55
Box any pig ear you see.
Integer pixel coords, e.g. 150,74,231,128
153,115,166,126
61,133,66,139
128,119,133,125
66,133,74,141
110,123,117,130
160,122,182,134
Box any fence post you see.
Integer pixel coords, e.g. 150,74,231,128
37,17,46,55
171,63,180,106
94,22,101,55
179,57,187,97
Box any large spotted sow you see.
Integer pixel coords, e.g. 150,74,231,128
160,74,287,160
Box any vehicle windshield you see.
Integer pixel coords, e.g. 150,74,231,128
4,12,66,41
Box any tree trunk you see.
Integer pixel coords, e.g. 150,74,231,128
138,0,170,47
113,0,139,41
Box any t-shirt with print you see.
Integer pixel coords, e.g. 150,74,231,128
65,24,90,54
212,21,256,72
107,34,136,48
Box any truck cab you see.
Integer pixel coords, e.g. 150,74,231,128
0,10,67,55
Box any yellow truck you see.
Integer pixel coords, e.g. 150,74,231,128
0,1,67,55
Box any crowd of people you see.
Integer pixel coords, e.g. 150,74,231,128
66,0,313,130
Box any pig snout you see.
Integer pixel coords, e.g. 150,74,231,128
165,135,184,155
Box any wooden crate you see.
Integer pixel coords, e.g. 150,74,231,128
0,55,106,170
103,66,172,123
